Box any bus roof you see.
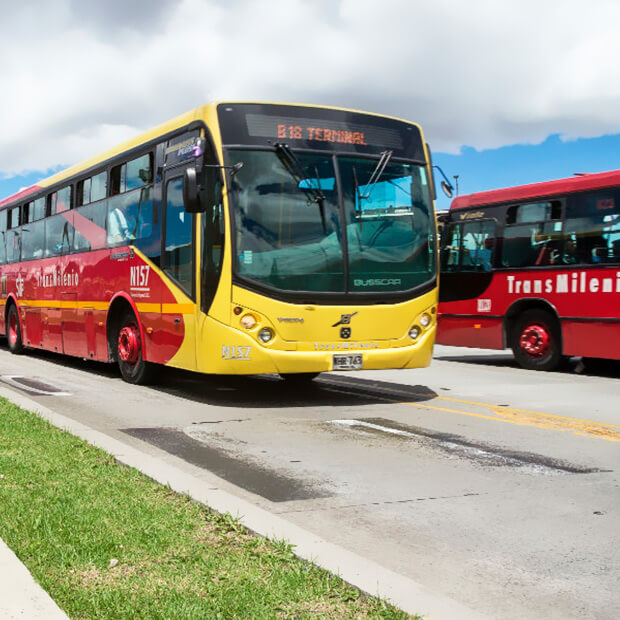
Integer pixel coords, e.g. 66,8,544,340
0,101,424,210
451,168,620,210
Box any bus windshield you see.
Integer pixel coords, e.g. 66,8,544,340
228,149,435,295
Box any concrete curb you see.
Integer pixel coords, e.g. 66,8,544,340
0,537,69,619
0,385,489,620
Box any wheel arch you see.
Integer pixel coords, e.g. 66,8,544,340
106,293,146,362
503,298,562,352
4,295,22,337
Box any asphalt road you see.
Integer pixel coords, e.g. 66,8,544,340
1,343,618,620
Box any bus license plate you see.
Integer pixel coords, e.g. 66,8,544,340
332,354,363,370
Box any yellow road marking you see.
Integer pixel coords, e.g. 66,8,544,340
325,379,620,443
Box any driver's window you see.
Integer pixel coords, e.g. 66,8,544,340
164,177,194,296
442,220,495,272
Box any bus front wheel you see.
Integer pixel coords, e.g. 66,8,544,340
6,305,24,355
117,312,156,385
510,310,561,371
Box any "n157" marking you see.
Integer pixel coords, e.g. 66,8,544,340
130,265,150,288
222,345,251,360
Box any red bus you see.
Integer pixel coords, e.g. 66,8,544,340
437,169,620,370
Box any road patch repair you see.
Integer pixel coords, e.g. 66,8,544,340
123,426,331,502
0,385,487,619
329,418,606,474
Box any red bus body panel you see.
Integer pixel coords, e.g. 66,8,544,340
438,267,620,359
1,248,185,364
439,169,620,361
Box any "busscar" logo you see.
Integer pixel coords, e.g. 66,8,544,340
353,279,401,287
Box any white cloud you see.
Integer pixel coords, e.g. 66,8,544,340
1,0,620,178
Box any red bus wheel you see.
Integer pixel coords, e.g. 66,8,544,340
511,310,561,371
6,305,24,355
116,312,155,385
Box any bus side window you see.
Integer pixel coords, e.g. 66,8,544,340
202,167,225,313
45,214,73,257
565,190,620,264
164,177,193,296
0,210,7,264
441,223,461,271
6,207,21,263
107,154,154,247
442,220,495,272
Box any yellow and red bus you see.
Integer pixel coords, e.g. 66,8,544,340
0,102,438,383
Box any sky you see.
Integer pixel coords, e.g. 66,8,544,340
2,0,620,210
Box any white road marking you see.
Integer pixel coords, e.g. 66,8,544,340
329,419,566,475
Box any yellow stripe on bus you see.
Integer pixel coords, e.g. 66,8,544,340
7,299,194,315
162,303,194,314
135,303,161,313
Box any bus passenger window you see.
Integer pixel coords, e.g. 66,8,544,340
79,172,107,207
111,154,152,195
111,163,127,195
6,229,21,263
8,206,20,229
45,214,72,256
0,210,7,264
126,154,152,190
442,220,494,271
91,171,107,202
55,186,72,213
22,220,45,260
32,197,46,220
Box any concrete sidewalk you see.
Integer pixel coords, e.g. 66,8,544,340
0,536,68,619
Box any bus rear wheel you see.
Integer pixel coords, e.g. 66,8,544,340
511,310,561,371
117,312,155,385
6,305,24,355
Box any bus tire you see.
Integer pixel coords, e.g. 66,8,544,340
6,304,24,355
116,311,156,385
510,310,561,371
280,372,320,383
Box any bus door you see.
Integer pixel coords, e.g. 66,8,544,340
161,171,197,369
439,217,500,347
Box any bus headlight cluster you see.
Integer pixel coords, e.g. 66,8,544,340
409,310,434,340
258,327,274,343
240,314,257,329
409,326,421,340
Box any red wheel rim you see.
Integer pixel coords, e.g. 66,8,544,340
8,312,17,347
519,323,551,358
118,324,141,364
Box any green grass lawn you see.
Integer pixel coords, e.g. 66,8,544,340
0,398,415,619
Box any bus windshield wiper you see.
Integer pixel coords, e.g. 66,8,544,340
271,142,327,232
359,150,393,200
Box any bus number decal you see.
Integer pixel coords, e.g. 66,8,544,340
16,274,24,297
130,265,150,289
222,345,251,360
477,299,491,312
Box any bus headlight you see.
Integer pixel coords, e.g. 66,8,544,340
240,314,257,329
258,327,274,343
408,326,421,340
420,313,431,328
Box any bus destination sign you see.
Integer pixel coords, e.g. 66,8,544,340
217,103,425,161
248,114,370,146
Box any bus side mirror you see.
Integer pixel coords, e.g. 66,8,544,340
183,167,204,213
440,180,453,199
